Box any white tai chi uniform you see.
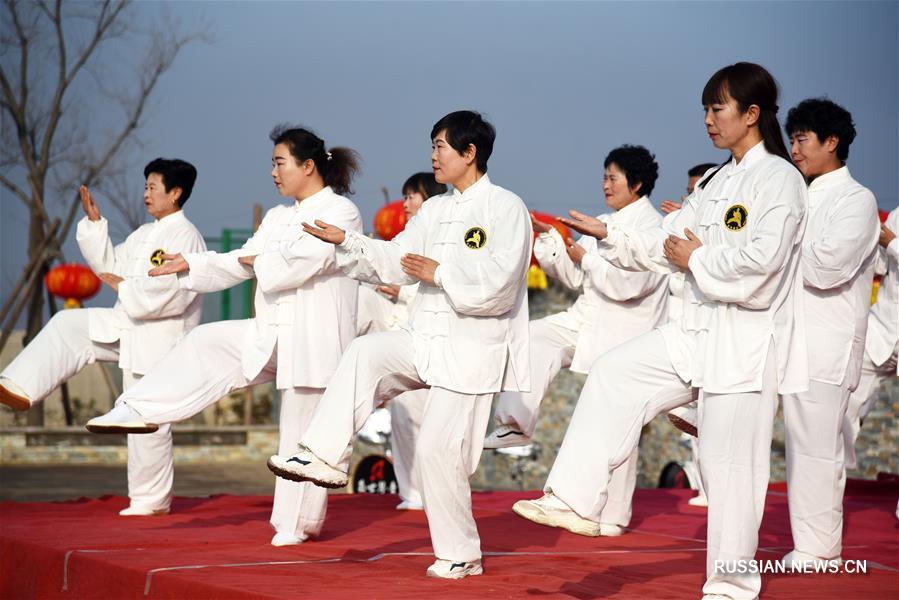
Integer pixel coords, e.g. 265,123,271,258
299,174,532,563
495,197,668,527
1,211,205,512
844,206,899,467
783,166,878,561
356,283,426,506
117,187,362,540
542,142,808,600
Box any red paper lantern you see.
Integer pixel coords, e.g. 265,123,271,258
529,211,572,266
879,209,889,224
373,200,407,241
45,263,101,309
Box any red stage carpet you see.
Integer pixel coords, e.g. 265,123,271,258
2,480,897,599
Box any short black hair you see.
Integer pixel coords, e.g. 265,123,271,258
688,163,718,178
402,172,447,200
785,98,856,163
603,145,659,198
143,158,197,207
430,110,495,173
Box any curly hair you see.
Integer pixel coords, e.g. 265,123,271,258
603,145,659,198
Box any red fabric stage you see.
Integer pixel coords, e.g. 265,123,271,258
2,479,897,599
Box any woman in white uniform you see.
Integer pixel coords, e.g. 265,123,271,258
485,145,669,534
355,172,448,510
844,208,899,465
513,63,808,600
268,110,532,579
85,126,363,547
0,159,205,516
782,98,880,568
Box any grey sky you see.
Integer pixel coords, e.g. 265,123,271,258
2,0,897,313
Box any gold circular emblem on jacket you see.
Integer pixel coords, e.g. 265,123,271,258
464,227,487,249
150,248,166,267
724,204,748,231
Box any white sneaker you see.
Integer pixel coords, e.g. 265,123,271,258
267,445,348,489
0,377,32,411
85,403,158,434
687,493,709,507
425,558,483,579
118,506,169,517
271,531,306,546
512,493,601,537
395,499,424,511
667,404,698,438
484,424,532,449
496,443,535,457
783,549,843,571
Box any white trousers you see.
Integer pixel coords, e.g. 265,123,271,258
843,347,896,469
301,330,492,562
389,389,426,505
1,309,173,511
783,380,849,560
544,329,778,600
494,317,638,526
120,319,329,539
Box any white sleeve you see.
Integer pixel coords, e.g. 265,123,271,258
335,207,430,286
436,198,531,317
534,228,584,290
598,203,695,275
117,224,207,320
688,169,805,308
177,210,274,293
76,216,129,275
802,189,879,290
581,249,667,301
255,203,363,294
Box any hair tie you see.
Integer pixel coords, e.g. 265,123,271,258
326,151,333,161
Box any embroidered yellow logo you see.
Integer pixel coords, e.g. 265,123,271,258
150,248,166,267
464,227,487,249
724,205,748,231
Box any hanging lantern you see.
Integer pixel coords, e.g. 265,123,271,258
45,263,101,309
879,209,889,224
373,200,407,241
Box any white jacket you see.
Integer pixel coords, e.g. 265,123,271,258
801,166,879,387
534,197,669,373
336,174,532,395
866,207,899,372
75,211,205,375
179,187,363,389
597,142,809,394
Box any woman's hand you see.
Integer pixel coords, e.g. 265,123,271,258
559,210,608,240
302,220,346,245
663,229,702,269
149,253,188,276
400,254,439,285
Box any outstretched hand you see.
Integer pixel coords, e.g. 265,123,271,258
558,210,608,240
401,254,439,285
148,253,188,276
663,228,702,270
880,223,896,248
80,185,101,221
565,237,586,264
302,220,346,245
659,199,683,214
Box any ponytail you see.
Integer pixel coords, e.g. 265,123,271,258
269,124,361,196
321,146,360,196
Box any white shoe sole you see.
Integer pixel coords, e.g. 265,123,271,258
484,431,531,450
426,564,484,579
119,507,169,517
512,500,600,537
86,422,158,434
266,457,347,489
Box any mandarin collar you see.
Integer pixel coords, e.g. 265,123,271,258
808,166,850,192
611,196,651,224
452,174,491,203
154,210,187,226
726,140,767,176
294,186,333,211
